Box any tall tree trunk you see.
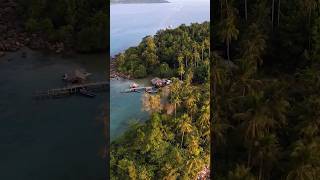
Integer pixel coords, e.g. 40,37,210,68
272,0,275,30
175,103,177,119
259,158,263,180
202,47,204,61
225,0,229,15
247,143,252,166
181,132,185,147
245,0,248,21
277,0,281,26
308,9,312,50
185,57,188,68
220,0,223,20
227,40,230,61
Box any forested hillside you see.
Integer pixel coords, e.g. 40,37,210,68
114,22,210,81
213,0,320,179
111,22,210,179
16,0,108,52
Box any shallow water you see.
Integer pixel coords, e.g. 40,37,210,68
110,78,150,140
0,49,107,180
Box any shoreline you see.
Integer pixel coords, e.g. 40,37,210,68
0,0,106,58
0,1,66,57
110,58,132,80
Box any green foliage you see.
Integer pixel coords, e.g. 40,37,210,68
114,22,210,79
25,18,39,32
213,0,320,179
17,0,108,52
158,62,171,78
111,66,210,179
133,64,147,79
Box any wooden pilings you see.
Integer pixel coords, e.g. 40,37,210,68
34,81,109,100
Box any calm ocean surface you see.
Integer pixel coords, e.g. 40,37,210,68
110,0,210,140
0,50,107,179
110,0,210,56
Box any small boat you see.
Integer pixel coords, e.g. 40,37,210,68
130,83,139,88
79,88,96,97
146,87,158,94
121,88,141,93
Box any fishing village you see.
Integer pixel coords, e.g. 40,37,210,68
111,58,172,94
120,77,172,94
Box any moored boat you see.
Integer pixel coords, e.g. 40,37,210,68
79,88,96,97
130,82,139,88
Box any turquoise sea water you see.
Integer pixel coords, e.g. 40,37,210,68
110,0,210,56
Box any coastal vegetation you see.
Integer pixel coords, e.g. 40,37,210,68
111,22,210,179
16,0,108,52
114,22,210,82
213,0,320,179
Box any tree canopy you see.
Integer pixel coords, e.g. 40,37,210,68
114,22,210,82
17,0,108,52
111,22,210,179
213,0,320,179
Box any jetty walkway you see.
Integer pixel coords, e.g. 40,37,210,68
34,81,109,99
121,86,153,93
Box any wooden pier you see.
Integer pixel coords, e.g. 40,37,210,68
34,81,109,99
121,86,153,93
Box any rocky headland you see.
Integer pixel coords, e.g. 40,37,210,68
0,0,65,58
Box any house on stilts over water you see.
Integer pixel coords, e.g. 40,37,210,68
62,69,91,84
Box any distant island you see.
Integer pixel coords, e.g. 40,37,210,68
111,0,169,4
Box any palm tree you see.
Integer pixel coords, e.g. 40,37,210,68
201,42,205,61
278,0,281,26
204,38,210,58
142,93,162,114
185,158,203,178
286,139,320,180
240,23,266,74
301,0,317,24
218,6,239,61
271,0,275,29
184,68,194,87
178,113,193,147
185,93,198,120
186,135,201,156
178,55,185,80
228,164,256,180
170,78,182,119
197,100,210,130
254,134,280,180
183,49,191,68
244,0,248,21
232,91,270,165
299,0,317,49
193,50,201,67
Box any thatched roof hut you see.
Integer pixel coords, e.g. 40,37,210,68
63,69,91,83
151,77,171,87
